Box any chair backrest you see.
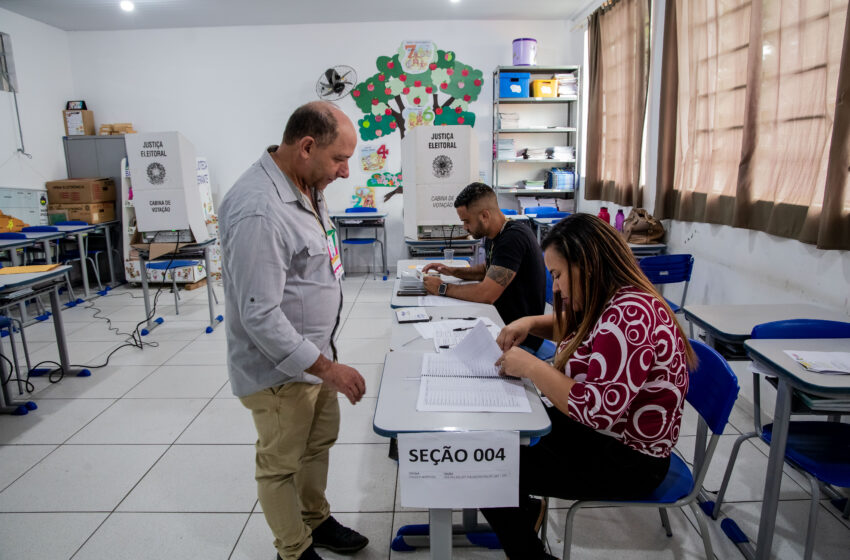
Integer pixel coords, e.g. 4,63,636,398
525,206,559,216
54,221,89,226
346,207,377,213
0,232,26,239
501,208,518,215
687,339,740,435
543,251,554,306
751,319,850,340
547,211,569,219
639,254,694,284
21,226,59,232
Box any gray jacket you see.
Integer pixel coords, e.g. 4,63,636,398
219,149,342,397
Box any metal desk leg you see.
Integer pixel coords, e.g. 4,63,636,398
381,221,388,275
10,248,21,266
754,379,792,560
430,509,452,560
138,254,162,335
42,240,52,263
203,246,223,334
0,336,34,414
48,286,89,378
103,224,117,286
75,233,90,298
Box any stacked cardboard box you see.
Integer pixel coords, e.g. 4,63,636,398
45,178,116,224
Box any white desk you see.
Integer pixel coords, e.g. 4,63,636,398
683,304,849,349
404,237,482,259
374,350,552,559
743,338,850,560
135,238,221,334
330,211,388,275
0,265,86,414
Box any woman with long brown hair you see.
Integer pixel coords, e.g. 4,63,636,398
482,213,696,559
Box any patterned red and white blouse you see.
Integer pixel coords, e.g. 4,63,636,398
558,286,689,458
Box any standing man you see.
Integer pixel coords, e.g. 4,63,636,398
219,101,368,560
422,182,547,351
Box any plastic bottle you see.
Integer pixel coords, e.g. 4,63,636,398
598,207,610,224
615,209,625,232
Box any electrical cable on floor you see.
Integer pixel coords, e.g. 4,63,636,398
17,238,182,387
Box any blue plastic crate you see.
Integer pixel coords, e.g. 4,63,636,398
500,72,530,98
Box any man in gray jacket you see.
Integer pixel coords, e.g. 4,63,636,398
219,101,367,560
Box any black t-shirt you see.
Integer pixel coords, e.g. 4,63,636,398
484,220,547,350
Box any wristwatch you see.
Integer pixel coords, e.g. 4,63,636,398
438,282,448,296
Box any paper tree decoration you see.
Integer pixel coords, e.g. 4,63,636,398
351,42,484,141
367,171,403,188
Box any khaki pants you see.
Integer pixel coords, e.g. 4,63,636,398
240,382,340,560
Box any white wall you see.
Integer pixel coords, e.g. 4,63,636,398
66,20,584,270
0,7,75,189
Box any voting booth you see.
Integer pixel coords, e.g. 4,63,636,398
401,126,478,239
124,131,210,245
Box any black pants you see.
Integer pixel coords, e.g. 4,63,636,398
481,406,671,559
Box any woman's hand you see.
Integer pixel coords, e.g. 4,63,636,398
495,346,541,379
496,318,531,351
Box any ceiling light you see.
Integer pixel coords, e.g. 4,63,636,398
450,0,461,3
120,1,135,12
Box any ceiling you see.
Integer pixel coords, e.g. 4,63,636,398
0,0,597,32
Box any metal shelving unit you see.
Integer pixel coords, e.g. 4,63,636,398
492,65,581,209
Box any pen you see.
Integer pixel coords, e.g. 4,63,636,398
452,326,473,332
439,345,451,349
442,316,477,320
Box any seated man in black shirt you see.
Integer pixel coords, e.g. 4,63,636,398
422,182,547,351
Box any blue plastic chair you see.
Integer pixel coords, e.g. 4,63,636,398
639,254,694,313
501,208,518,215
711,319,850,560
557,339,740,560
341,208,383,279
524,206,559,217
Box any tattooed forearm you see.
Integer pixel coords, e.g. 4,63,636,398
486,265,516,287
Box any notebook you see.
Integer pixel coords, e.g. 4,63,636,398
415,321,531,413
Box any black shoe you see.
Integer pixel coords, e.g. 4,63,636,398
276,545,323,560
311,515,369,553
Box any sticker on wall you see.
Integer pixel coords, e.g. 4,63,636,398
360,144,389,171
352,186,376,208
352,41,484,140
367,171,403,188
399,41,436,74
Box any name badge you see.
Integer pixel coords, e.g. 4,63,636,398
326,228,344,280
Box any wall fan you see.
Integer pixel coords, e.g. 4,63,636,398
316,65,357,101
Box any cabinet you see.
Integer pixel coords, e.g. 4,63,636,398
492,66,581,211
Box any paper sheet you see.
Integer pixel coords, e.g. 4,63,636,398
784,350,850,375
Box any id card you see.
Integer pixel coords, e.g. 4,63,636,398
326,229,344,280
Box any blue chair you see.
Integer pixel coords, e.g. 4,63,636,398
711,319,850,560
501,208,518,215
534,252,557,362
524,206,559,217
639,254,694,313
557,339,740,560
341,207,384,279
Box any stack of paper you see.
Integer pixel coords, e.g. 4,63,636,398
555,73,578,97
522,146,548,160
497,138,516,160
547,146,575,161
416,321,531,413
499,112,520,129
784,350,850,375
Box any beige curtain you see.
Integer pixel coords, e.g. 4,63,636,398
585,0,650,207
657,0,850,250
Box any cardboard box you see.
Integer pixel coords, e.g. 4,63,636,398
45,178,116,203
63,110,95,136
47,202,115,224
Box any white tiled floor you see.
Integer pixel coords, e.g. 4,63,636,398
0,276,848,559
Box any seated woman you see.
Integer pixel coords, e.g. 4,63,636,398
483,213,696,559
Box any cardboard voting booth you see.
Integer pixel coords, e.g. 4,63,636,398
401,126,478,239
125,131,210,259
